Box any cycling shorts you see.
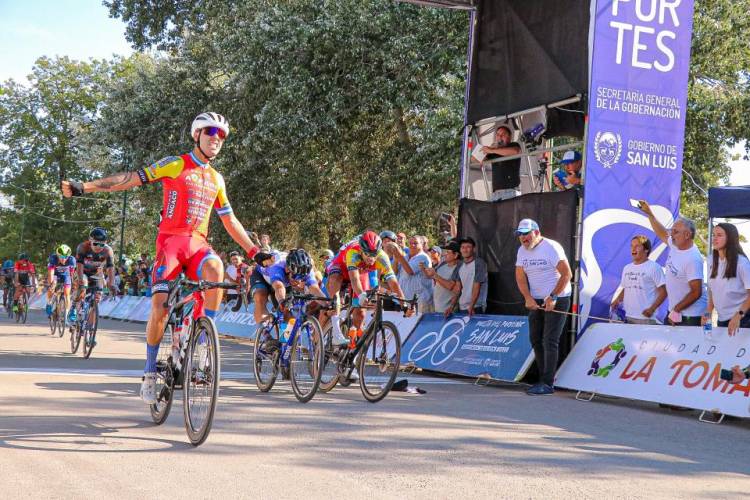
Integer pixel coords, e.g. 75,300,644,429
52,273,73,288
151,233,221,294
81,273,106,291
325,261,371,290
17,274,31,287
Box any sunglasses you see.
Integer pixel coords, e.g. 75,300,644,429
91,241,106,248
203,127,227,140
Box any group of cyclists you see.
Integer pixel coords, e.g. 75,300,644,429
1,227,117,337
53,111,414,408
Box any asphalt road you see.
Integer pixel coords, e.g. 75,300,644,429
1,310,749,499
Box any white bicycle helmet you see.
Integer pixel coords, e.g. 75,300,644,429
190,112,229,138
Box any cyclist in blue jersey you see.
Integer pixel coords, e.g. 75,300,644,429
251,249,326,328
46,244,77,319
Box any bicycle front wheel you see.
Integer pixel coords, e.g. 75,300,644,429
290,317,324,403
358,321,401,403
183,317,220,447
82,300,99,359
56,298,66,338
48,297,57,335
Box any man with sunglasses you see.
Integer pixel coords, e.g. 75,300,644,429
61,112,261,405
323,230,410,346
12,253,36,314
71,227,116,325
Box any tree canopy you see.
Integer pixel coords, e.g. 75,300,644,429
1,0,748,263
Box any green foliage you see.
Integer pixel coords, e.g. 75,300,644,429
2,0,749,266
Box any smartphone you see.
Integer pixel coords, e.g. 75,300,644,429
629,199,642,209
720,368,734,381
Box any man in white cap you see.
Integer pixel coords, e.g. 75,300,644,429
552,151,582,191
514,218,572,396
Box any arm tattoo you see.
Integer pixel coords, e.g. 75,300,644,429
91,172,136,190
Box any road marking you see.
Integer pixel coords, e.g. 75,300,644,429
0,367,467,384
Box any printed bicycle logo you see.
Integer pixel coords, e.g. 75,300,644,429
407,316,470,367
593,131,622,168
587,338,627,377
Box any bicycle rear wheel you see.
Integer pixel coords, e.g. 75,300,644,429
183,317,220,447
290,317,324,403
253,323,279,392
150,324,175,425
358,321,401,403
82,300,99,359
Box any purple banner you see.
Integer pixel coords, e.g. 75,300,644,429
580,0,695,334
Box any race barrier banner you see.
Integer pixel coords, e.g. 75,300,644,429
400,313,534,382
555,323,750,417
579,0,696,334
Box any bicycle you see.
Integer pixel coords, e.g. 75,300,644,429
48,282,67,337
252,292,335,403
149,276,235,447
14,286,30,324
320,289,417,403
69,284,101,358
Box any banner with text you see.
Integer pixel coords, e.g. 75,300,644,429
556,323,750,417
400,314,534,382
579,0,695,335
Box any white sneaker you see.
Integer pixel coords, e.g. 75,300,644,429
140,372,157,404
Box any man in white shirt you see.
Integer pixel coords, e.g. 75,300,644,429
424,240,461,316
514,218,572,396
610,235,667,325
393,235,434,313
639,201,707,326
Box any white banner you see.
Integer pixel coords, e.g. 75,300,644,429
556,323,750,417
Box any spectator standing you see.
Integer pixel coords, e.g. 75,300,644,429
610,236,667,324
392,235,434,313
225,251,243,306
456,236,488,315
260,234,273,252
704,222,750,335
428,246,442,267
639,201,707,325
514,219,572,396
477,125,522,201
423,239,461,316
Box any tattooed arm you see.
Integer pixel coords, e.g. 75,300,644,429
61,171,142,197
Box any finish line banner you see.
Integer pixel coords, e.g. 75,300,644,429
400,314,534,382
556,323,750,417
579,0,695,335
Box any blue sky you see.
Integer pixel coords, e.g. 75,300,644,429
0,0,132,82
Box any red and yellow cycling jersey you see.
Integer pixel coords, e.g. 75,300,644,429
137,152,233,239
327,241,395,282
14,260,36,275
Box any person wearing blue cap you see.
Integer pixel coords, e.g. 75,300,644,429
514,218,572,396
552,150,582,191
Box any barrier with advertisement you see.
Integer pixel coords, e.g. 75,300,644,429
556,323,750,418
94,297,422,342
401,313,534,382
579,0,696,334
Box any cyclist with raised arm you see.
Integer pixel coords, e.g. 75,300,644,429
12,253,36,313
71,228,116,326
324,230,411,346
61,112,260,404
46,244,77,319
